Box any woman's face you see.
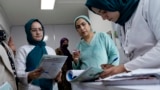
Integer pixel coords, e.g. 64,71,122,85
30,22,43,41
75,18,91,38
62,40,69,48
91,7,120,22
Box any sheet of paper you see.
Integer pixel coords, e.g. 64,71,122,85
66,70,85,81
100,68,160,81
66,67,103,82
99,68,160,86
130,68,160,75
0,82,13,90
39,55,67,79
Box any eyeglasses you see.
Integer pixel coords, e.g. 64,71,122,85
31,28,43,32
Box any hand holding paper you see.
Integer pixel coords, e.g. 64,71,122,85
38,55,67,79
72,50,80,63
66,67,103,82
28,67,43,82
100,68,160,86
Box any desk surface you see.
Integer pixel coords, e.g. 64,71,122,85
72,82,160,90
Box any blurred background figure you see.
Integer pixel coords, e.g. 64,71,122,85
0,30,17,90
55,37,73,90
8,36,16,56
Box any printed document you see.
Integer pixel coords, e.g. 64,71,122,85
39,55,67,79
66,67,103,82
100,68,160,86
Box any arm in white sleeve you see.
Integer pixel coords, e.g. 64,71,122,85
125,0,160,71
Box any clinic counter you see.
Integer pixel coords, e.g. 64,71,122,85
71,82,160,90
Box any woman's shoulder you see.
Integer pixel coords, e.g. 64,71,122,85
96,32,111,38
55,47,61,51
45,46,56,55
45,46,54,50
18,44,34,50
95,31,106,35
16,45,35,56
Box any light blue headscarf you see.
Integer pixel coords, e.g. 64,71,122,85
85,0,140,26
74,15,91,28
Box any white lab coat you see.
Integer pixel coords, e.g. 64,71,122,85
115,0,160,71
15,44,57,90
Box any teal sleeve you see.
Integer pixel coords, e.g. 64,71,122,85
72,60,81,69
104,33,120,66
72,42,81,69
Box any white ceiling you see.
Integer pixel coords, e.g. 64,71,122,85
0,0,88,26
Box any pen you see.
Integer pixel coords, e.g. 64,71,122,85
43,71,49,74
94,72,103,78
111,57,118,64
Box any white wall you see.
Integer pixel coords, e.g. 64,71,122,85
0,6,11,37
88,10,113,32
11,24,80,52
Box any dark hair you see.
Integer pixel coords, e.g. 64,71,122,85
85,0,140,26
60,37,69,47
0,30,6,42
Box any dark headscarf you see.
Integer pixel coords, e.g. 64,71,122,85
25,19,52,90
60,37,69,48
25,19,45,45
85,0,140,26
60,37,73,70
25,18,47,70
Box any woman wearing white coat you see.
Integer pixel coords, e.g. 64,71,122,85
15,19,58,90
85,0,160,78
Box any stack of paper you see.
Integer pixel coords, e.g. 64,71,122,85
66,67,103,82
100,68,160,86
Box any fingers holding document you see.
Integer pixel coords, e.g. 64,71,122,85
54,71,62,82
28,67,43,82
101,64,114,69
72,50,80,63
100,65,127,78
